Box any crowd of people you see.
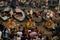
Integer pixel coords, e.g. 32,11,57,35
0,22,59,40
0,9,60,40
0,0,47,8
0,20,60,40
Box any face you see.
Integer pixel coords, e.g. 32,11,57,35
29,18,32,22
20,27,23,31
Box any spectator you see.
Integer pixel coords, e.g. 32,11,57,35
16,0,19,6
17,35,21,40
12,35,17,40
0,21,5,31
0,30,2,40
17,30,23,38
2,27,10,40
30,29,37,38
36,12,40,17
34,27,39,35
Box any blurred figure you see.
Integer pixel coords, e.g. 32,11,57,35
0,21,5,31
12,35,17,40
17,35,21,40
30,29,37,39
9,8,13,17
10,0,16,9
17,27,23,39
10,29,15,40
29,8,33,17
36,12,40,17
2,27,10,40
0,30,2,40
34,27,39,35
0,0,4,7
26,18,36,28
7,17,16,29
16,0,19,6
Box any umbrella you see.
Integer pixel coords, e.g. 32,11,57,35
14,7,25,21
